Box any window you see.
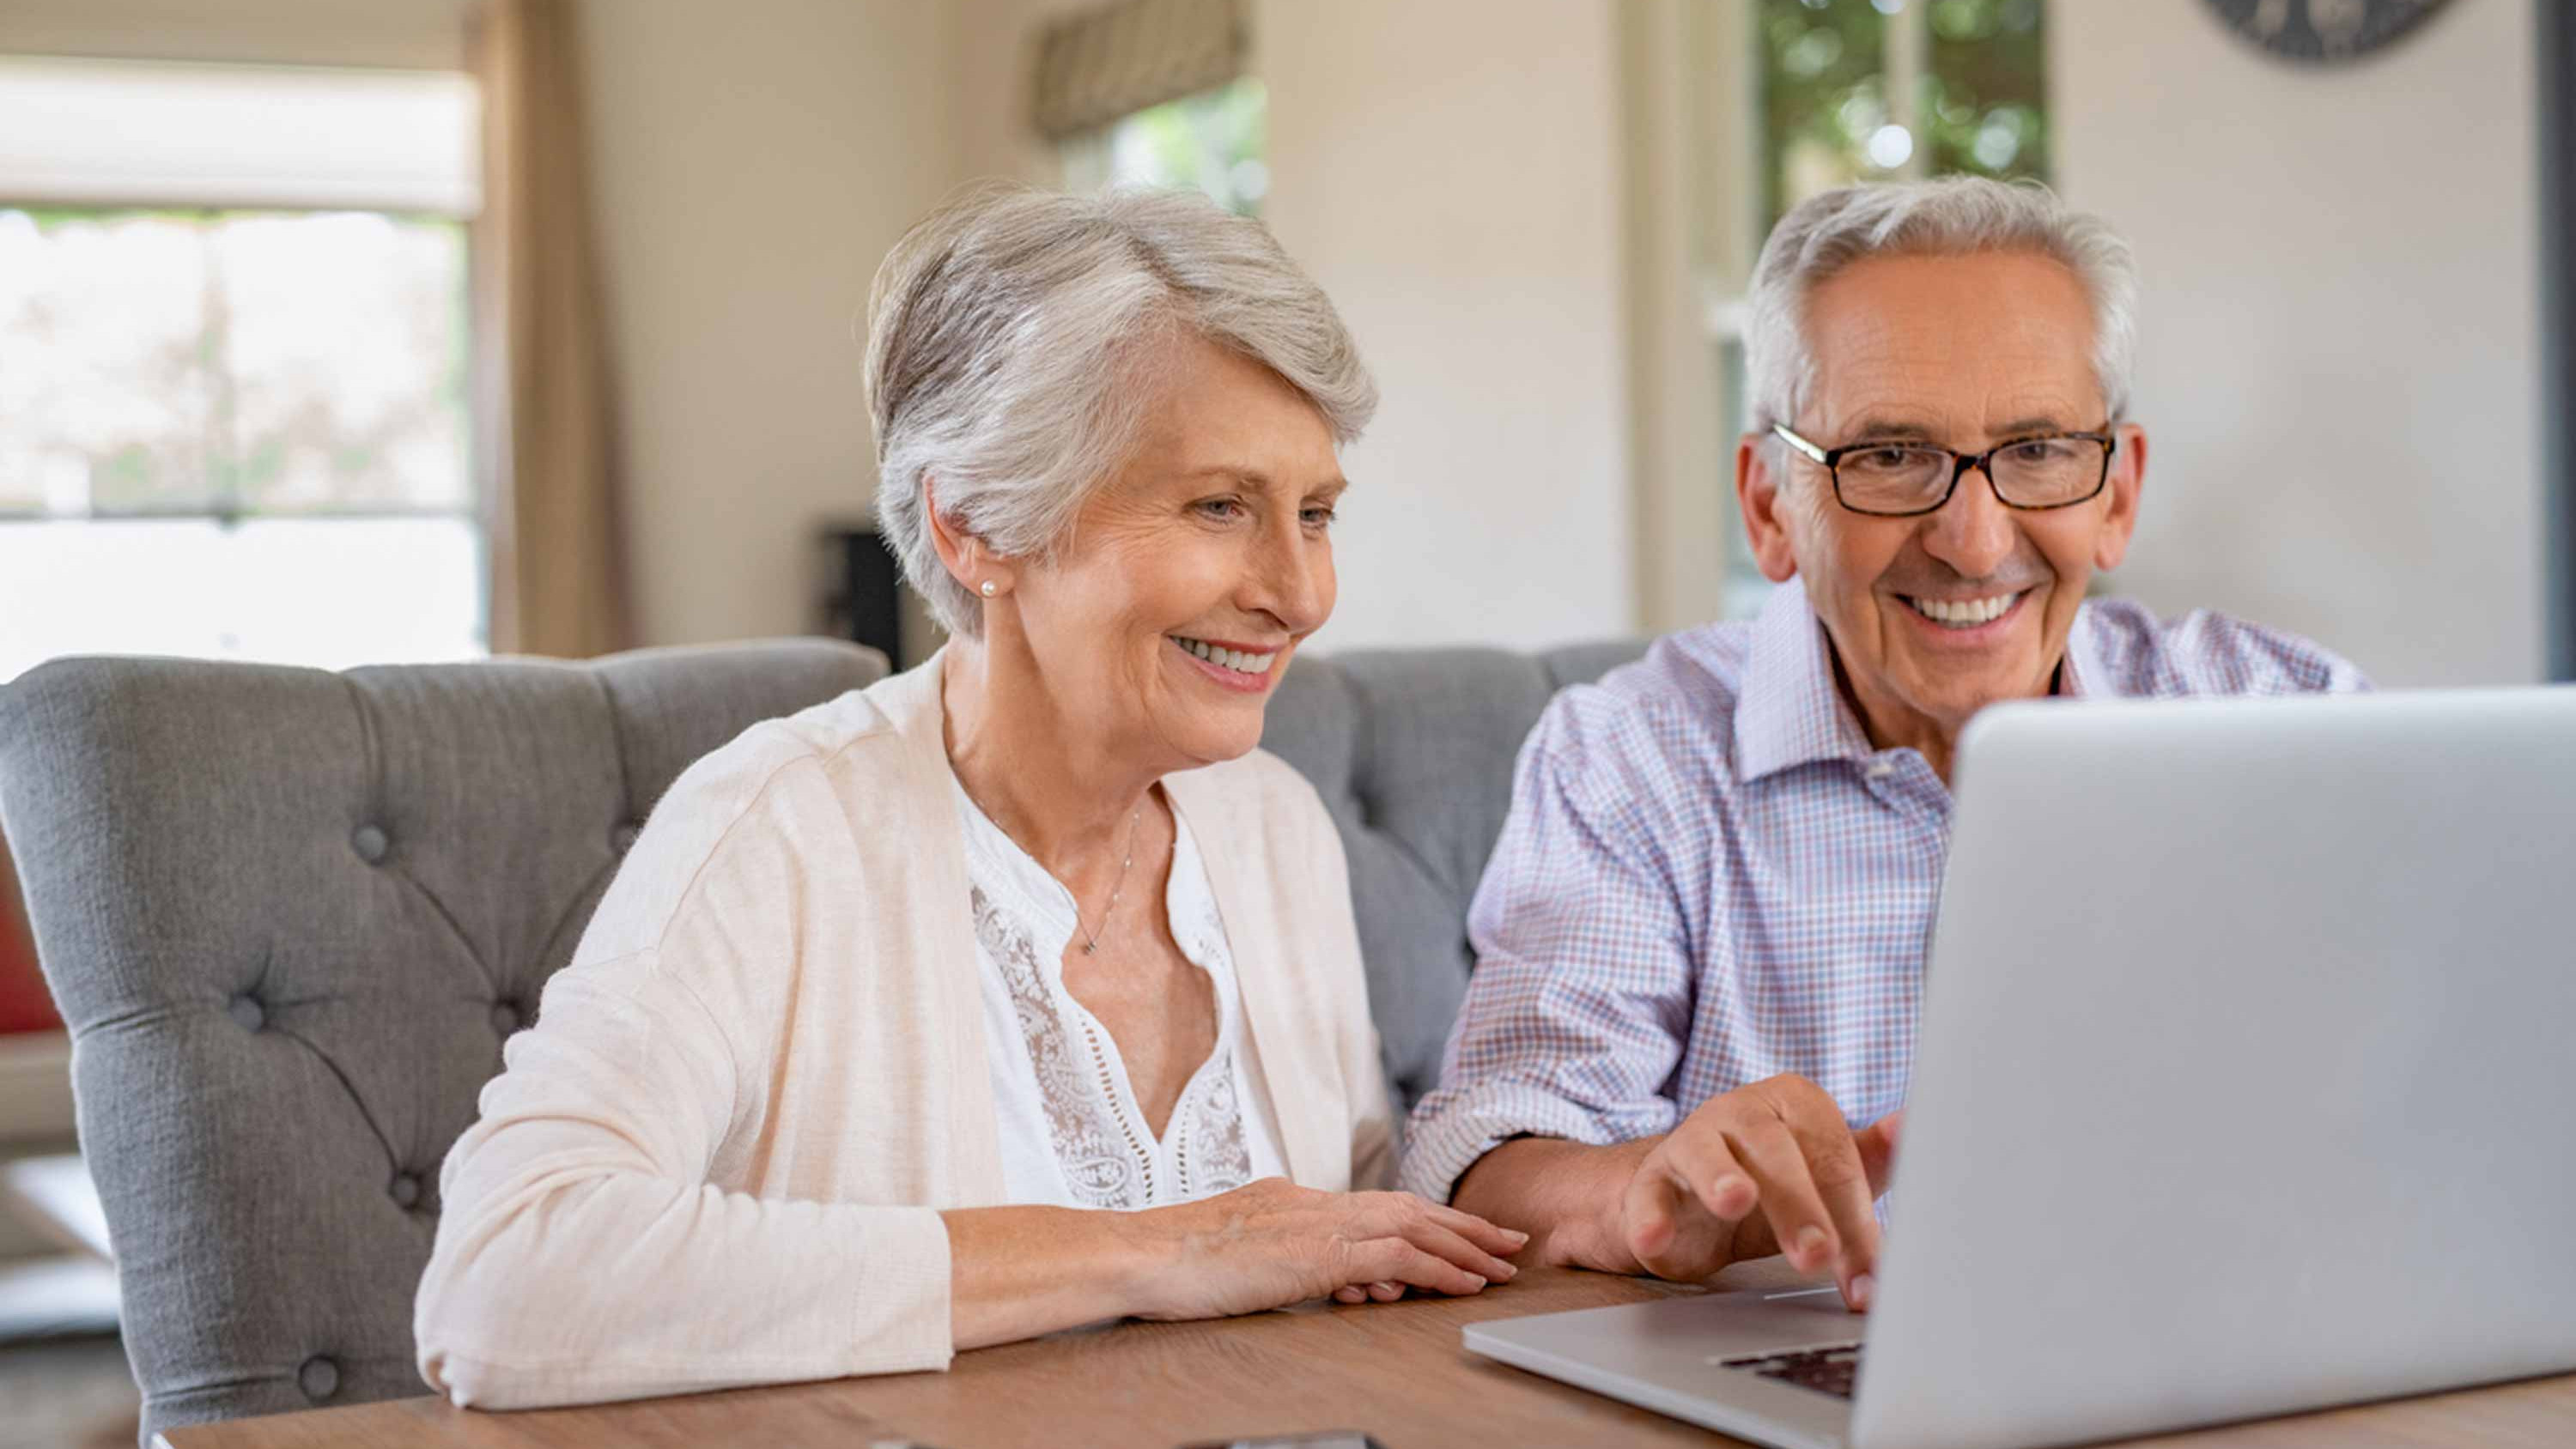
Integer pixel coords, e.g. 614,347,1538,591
1699,0,2052,618
0,58,482,682
1069,76,1270,216
1759,0,2048,227
1035,0,1261,215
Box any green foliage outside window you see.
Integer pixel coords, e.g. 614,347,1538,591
1759,0,2048,231
1923,0,2047,185
1105,76,1269,217
1759,0,1892,230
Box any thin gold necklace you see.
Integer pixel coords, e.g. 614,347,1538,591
1074,804,1146,955
972,790,1146,955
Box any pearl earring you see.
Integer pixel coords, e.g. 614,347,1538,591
979,579,997,597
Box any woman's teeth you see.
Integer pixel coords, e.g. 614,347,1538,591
1908,591,2022,627
1175,637,1278,675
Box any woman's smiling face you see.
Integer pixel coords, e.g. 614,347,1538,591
1004,332,1347,772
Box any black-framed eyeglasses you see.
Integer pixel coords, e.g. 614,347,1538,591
1771,421,2117,518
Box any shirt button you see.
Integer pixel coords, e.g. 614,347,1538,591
1866,761,1896,781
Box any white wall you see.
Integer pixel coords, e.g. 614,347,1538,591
949,0,1638,652
951,0,1078,185
1257,0,1634,651
2052,2,2543,687
576,0,957,648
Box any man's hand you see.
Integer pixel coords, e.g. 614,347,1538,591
1615,1076,1900,1311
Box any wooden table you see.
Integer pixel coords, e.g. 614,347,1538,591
162,1265,2576,1449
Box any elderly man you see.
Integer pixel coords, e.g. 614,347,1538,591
1400,177,2365,1317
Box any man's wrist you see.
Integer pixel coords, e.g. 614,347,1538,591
1554,1145,1648,1275
1455,1136,1653,1274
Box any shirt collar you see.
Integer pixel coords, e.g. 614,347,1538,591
1733,585,2109,782
2057,600,2104,699
1735,583,1878,783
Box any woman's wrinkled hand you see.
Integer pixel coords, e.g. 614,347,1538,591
1126,1178,1528,1319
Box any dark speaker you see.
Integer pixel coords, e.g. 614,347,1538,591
822,525,905,670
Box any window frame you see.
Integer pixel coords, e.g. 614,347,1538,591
1697,0,2053,616
0,57,489,675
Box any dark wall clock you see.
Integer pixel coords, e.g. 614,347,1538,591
2202,0,2455,64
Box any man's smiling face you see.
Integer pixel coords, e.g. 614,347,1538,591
1741,248,2148,753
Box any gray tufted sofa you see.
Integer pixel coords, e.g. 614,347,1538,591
0,635,1643,1441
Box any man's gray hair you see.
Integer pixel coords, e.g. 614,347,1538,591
865,183,1377,637
1745,177,2139,438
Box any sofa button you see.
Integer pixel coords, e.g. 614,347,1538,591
227,996,265,1032
297,1355,339,1400
611,822,640,852
389,1173,422,1210
489,1002,521,1036
351,825,389,863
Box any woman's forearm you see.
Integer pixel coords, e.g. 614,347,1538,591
419,1168,955,1407
941,1203,1156,1349
943,1179,1529,1349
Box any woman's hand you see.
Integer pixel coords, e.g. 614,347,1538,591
1122,1178,1528,1320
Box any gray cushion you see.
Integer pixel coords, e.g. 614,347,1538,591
1261,641,1646,1111
0,640,885,1442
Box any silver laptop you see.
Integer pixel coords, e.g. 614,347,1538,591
1465,687,2576,1449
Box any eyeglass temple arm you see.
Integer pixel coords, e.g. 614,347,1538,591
1770,423,1828,464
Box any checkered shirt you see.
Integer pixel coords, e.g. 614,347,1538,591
1400,582,2369,1202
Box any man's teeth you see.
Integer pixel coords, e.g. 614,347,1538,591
1176,637,1278,675
1907,591,2021,627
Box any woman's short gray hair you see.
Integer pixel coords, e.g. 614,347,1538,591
1744,176,2138,439
865,183,1377,637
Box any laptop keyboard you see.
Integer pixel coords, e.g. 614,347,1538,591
1719,1343,1863,1400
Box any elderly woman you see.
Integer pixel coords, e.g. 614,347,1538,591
410,185,1525,1408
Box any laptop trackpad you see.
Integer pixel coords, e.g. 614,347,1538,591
1464,1282,1867,1448
1470,1280,1865,1379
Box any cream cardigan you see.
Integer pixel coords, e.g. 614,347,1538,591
413,655,1393,1409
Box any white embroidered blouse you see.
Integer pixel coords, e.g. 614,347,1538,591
954,780,1290,1210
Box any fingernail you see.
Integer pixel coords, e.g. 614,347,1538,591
1850,1273,1875,1311
1795,1226,1830,1265
1467,1273,1487,1289
1505,1228,1532,1243
1494,1260,1517,1279
1713,1173,1750,1206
